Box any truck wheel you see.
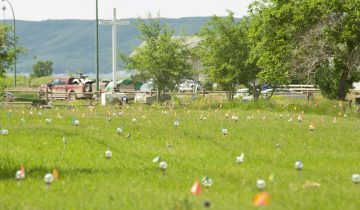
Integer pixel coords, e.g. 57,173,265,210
38,91,45,99
84,83,92,92
68,92,77,100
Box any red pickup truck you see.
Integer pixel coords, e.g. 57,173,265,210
39,77,93,99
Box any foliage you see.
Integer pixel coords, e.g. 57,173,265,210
199,11,259,100
31,60,54,78
0,24,26,77
0,25,16,77
315,60,359,100
248,0,295,86
121,15,193,101
248,0,360,100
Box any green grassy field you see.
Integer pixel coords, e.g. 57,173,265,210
0,102,360,210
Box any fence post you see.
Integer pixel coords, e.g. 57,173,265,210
45,88,48,103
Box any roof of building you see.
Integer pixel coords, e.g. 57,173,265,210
130,36,201,57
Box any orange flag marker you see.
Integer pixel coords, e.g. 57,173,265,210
53,168,59,180
191,180,202,196
20,164,25,177
253,192,270,207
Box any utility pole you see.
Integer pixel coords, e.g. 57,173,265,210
95,0,99,91
99,8,129,91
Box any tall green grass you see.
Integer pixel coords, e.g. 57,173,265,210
0,103,360,209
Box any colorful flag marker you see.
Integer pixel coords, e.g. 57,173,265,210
191,180,202,196
297,115,302,122
201,176,213,188
236,153,244,164
45,118,51,124
20,165,25,177
153,156,161,163
268,174,275,182
221,127,228,135
53,168,59,180
174,120,180,127
309,123,315,131
253,192,270,207
15,167,25,181
232,115,239,122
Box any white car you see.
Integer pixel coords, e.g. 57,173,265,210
233,88,253,101
177,80,202,93
134,82,154,103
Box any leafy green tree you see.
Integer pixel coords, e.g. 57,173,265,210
122,15,193,101
0,25,16,77
31,60,54,78
248,0,303,87
248,0,360,100
199,11,259,100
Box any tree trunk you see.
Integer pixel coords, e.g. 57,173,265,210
157,88,161,102
253,81,256,102
156,81,161,102
227,85,235,100
337,69,349,101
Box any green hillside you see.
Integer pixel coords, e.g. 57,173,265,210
10,17,210,75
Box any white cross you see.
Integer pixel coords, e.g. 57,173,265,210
100,8,129,90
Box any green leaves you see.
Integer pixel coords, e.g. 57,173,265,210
0,25,14,77
122,15,193,100
248,0,360,100
31,60,54,78
198,12,258,99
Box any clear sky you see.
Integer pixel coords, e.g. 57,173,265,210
1,0,253,21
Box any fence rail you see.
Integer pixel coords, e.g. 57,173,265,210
0,85,323,108
278,84,318,93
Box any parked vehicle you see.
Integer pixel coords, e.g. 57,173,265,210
233,88,253,101
1,92,16,102
71,73,95,92
38,77,93,100
262,88,306,98
176,80,202,93
134,81,154,103
134,81,171,104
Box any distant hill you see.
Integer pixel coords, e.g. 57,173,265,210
11,17,211,75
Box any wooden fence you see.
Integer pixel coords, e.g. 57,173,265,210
0,85,321,108
278,84,318,93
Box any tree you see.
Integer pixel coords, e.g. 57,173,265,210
248,0,304,87
0,25,16,77
31,60,54,78
199,11,259,100
122,15,193,101
248,0,360,100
